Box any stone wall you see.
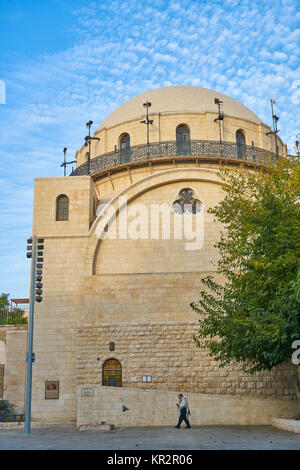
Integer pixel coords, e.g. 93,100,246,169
29,164,298,425
0,328,6,399
0,365,4,399
0,329,6,365
77,321,299,400
94,179,221,275
0,325,27,411
77,386,300,427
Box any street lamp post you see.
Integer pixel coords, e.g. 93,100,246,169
214,98,224,143
85,121,100,175
24,236,44,435
60,147,76,176
266,99,280,157
140,101,153,156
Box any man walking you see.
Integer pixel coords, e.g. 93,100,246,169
174,394,191,429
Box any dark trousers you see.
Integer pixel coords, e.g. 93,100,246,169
176,408,190,427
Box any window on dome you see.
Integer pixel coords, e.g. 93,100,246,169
176,125,190,156
56,194,69,221
172,188,201,215
236,130,245,159
120,133,130,163
102,358,122,387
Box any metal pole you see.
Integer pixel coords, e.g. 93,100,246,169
63,148,67,177
88,127,91,176
24,235,36,436
146,105,150,148
218,102,222,143
270,99,279,157
270,100,275,154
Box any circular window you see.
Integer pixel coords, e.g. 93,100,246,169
172,188,201,214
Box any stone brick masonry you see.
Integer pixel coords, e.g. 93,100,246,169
77,321,298,400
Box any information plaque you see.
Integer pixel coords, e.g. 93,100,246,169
45,380,59,399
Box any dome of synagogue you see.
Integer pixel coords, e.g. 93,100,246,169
96,85,262,131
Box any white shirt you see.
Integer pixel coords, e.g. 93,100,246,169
179,397,187,409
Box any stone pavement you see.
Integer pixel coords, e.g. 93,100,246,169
0,425,299,450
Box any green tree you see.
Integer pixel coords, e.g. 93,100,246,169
0,293,9,309
0,293,27,325
191,153,300,374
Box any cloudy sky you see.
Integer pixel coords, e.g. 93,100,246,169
0,0,299,298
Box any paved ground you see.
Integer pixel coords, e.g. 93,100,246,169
0,425,299,450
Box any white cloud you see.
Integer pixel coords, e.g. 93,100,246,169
273,51,288,61
153,52,177,63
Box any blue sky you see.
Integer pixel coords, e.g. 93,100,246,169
0,0,299,298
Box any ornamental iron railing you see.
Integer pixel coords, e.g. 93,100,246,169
70,140,279,177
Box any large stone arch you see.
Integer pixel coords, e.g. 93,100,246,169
83,166,224,277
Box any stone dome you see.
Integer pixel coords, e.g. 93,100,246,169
96,85,262,131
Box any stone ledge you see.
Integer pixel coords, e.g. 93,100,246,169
78,423,115,431
0,421,76,429
0,422,24,429
272,418,300,433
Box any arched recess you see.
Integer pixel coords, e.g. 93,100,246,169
236,129,246,159
119,133,130,163
102,358,122,387
81,167,224,277
56,194,69,221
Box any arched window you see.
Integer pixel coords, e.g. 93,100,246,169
236,130,245,159
172,188,201,215
56,194,69,221
102,358,122,387
176,124,190,156
120,133,130,163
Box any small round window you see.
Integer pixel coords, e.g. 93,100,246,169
172,188,201,215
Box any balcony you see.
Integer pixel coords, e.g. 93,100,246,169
71,140,279,179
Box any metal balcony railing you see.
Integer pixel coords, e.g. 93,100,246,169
70,140,279,178
0,307,28,325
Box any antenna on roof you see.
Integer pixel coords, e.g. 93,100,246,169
214,98,224,143
60,148,76,176
265,99,279,157
140,101,153,156
84,121,100,175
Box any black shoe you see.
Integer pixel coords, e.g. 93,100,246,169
174,426,180,428
185,425,191,429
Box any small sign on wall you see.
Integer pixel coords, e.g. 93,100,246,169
81,387,94,397
130,377,137,382
142,375,152,382
45,381,59,399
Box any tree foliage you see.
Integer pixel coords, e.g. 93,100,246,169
191,153,300,373
0,293,27,325
0,293,9,309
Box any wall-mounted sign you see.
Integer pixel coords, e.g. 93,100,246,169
143,375,152,382
130,377,137,382
81,387,94,397
45,380,59,399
